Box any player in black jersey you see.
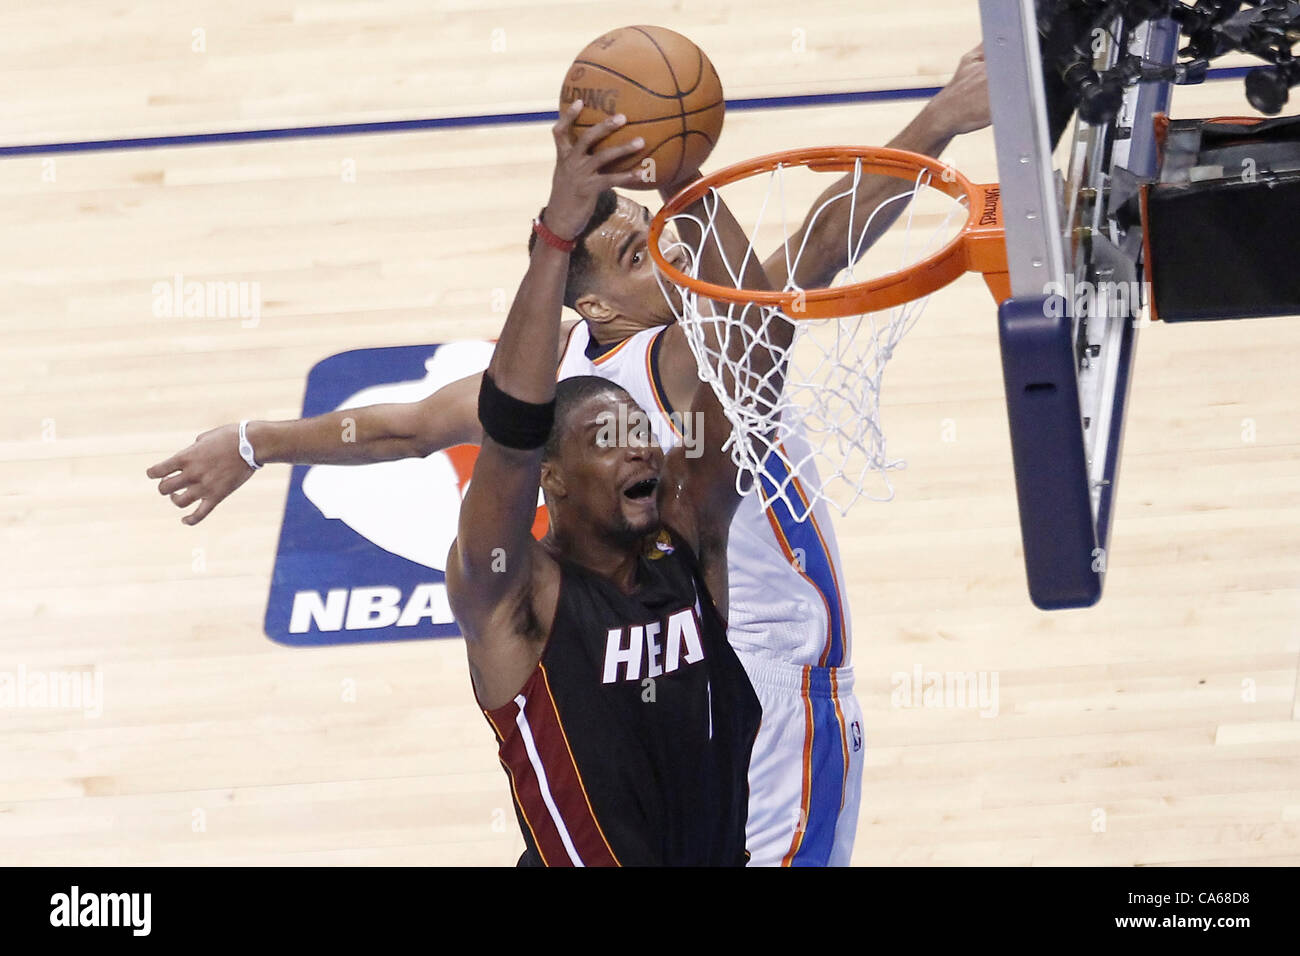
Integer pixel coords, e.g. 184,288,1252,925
445,102,788,866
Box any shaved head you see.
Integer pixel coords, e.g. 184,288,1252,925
543,376,630,463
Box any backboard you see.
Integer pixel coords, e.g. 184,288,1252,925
979,0,1179,609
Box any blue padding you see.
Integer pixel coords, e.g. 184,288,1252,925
998,295,1102,610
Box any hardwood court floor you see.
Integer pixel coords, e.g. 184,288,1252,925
1,1,1296,865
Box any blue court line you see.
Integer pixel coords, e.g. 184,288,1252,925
0,88,941,158
0,66,1259,158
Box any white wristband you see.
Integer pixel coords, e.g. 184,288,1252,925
238,420,262,470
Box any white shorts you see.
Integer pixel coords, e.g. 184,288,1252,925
739,652,864,867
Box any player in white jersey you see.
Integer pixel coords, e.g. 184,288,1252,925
147,50,990,864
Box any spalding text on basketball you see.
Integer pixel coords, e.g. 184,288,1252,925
563,85,618,114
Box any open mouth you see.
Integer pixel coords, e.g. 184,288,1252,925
623,477,659,501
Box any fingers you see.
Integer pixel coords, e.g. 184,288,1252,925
602,169,652,190
182,499,215,526
170,488,200,509
157,472,189,497
146,454,181,479
572,112,628,155
591,136,645,171
552,99,584,146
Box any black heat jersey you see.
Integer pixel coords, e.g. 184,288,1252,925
480,526,761,866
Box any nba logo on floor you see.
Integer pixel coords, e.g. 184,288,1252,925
265,340,513,646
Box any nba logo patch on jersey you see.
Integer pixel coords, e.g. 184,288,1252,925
646,529,675,559
264,341,544,646
850,719,862,753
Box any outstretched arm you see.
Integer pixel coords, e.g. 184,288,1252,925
765,44,991,290
447,103,643,707
147,324,578,524
252,373,484,464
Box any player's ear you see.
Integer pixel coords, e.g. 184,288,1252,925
575,294,616,326
540,459,567,500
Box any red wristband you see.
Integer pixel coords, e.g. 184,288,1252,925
532,215,577,253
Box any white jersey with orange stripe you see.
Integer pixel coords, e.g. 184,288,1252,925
557,320,853,669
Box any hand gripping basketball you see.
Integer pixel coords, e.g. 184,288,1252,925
543,102,647,239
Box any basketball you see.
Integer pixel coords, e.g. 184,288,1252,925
559,25,725,189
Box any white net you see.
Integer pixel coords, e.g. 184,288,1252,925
654,155,971,522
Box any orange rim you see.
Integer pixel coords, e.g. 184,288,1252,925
648,146,1010,319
